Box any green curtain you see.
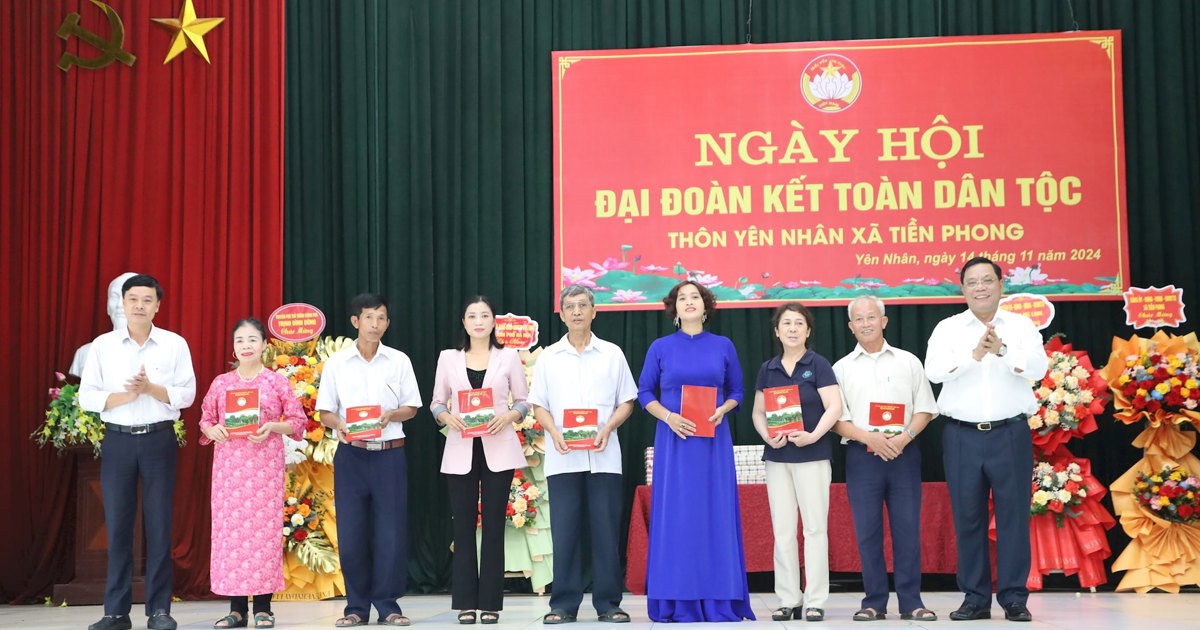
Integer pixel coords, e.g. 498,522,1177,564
285,0,1200,593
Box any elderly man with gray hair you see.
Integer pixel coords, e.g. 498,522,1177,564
831,295,938,622
529,284,638,624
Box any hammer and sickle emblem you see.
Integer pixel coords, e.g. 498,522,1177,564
56,0,137,71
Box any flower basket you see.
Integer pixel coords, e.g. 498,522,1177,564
32,372,185,458
1028,337,1109,455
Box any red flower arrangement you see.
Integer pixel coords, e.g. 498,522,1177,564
1100,331,1200,427
1134,465,1200,524
477,468,542,529
1030,459,1089,527
1028,337,1109,455
281,473,338,573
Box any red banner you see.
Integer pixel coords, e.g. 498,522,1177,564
553,32,1128,310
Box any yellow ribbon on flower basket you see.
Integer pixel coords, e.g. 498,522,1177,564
276,459,345,600
1109,423,1200,592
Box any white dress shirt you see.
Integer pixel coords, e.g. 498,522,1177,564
924,308,1048,421
78,326,196,425
316,342,422,441
527,332,638,476
832,341,938,441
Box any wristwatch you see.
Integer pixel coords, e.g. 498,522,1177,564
904,426,918,439
997,343,1008,357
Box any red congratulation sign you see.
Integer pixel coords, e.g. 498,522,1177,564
268,303,326,342
495,313,539,350
1000,293,1056,330
553,32,1129,310
1123,286,1186,329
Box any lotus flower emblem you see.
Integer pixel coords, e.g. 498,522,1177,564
810,69,852,101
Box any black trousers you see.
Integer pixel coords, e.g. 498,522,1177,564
942,418,1033,608
547,472,624,616
100,428,177,616
445,439,514,612
231,594,272,615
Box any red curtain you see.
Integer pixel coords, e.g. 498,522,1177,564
0,0,284,602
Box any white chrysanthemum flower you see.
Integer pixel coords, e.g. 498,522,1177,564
283,435,308,466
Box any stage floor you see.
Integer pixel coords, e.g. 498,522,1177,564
3,591,1195,629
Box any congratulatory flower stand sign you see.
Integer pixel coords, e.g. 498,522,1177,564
553,32,1129,309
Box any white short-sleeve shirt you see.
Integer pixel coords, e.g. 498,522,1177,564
527,333,638,476
316,342,423,441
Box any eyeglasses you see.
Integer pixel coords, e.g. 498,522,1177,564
964,277,999,289
562,301,592,312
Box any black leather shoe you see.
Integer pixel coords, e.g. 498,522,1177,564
949,603,991,621
1002,603,1032,622
147,611,178,630
88,615,132,630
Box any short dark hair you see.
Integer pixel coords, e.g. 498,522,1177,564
770,302,814,335
231,317,267,341
960,257,1003,284
663,281,717,322
349,293,389,318
457,295,504,351
122,274,163,300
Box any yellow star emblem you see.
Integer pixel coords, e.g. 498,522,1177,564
151,0,225,64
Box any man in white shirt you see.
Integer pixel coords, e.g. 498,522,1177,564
832,295,938,622
317,294,422,627
78,274,196,630
529,285,638,624
924,257,1048,623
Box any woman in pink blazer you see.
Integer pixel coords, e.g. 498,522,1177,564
430,296,529,625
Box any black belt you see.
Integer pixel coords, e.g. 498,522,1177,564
105,420,174,435
943,414,1026,431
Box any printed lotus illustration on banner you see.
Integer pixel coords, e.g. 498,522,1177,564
553,32,1129,309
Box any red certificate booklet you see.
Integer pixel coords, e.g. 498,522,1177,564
681,385,718,438
763,384,803,438
869,401,906,435
224,388,260,438
458,388,494,438
344,405,383,441
561,408,599,450
865,402,906,452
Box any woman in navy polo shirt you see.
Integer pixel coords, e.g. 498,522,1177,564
749,303,843,622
